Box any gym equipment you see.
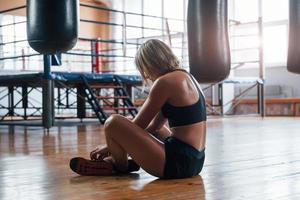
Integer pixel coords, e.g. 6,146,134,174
187,0,231,83
287,0,300,74
26,0,79,128
26,0,79,54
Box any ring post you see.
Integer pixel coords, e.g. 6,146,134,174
42,54,54,129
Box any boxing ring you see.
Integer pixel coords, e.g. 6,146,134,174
0,72,142,126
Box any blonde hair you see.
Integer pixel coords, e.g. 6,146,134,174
135,39,180,81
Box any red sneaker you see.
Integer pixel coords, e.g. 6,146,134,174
69,157,114,176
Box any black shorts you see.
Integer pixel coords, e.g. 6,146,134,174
163,136,205,179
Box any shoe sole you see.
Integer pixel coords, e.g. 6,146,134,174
70,157,114,176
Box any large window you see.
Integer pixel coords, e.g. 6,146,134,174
231,0,289,67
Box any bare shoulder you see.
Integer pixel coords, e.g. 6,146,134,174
147,74,177,101
152,74,173,88
157,70,187,87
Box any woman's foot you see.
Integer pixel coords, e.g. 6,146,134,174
103,156,140,174
69,157,114,176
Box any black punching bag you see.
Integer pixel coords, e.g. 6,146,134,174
187,0,230,83
287,0,300,74
27,0,79,54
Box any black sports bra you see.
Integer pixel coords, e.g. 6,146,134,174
161,69,206,128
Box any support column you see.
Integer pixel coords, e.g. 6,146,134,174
42,55,54,128
22,86,28,120
8,86,14,117
258,0,265,117
218,83,224,116
77,86,86,119
258,82,264,116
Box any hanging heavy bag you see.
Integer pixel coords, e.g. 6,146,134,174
187,0,231,83
287,0,300,74
27,0,79,54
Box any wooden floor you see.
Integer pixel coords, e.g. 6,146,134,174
0,117,300,200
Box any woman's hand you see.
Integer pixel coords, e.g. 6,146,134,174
90,146,110,161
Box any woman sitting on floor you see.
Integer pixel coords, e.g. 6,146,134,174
70,39,207,179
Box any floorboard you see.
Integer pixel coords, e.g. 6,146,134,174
0,117,299,200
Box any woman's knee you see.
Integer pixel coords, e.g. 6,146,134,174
104,114,126,135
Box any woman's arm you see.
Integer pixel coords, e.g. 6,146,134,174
153,125,172,142
133,78,169,130
145,111,167,133
145,112,172,141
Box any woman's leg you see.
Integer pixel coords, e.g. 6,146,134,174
104,114,166,178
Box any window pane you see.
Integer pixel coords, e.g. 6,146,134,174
125,0,142,13
164,0,184,19
144,0,162,16
234,0,258,22
264,25,287,64
263,0,288,22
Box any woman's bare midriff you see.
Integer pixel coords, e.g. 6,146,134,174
170,121,206,151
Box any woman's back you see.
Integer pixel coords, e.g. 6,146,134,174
158,70,206,151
